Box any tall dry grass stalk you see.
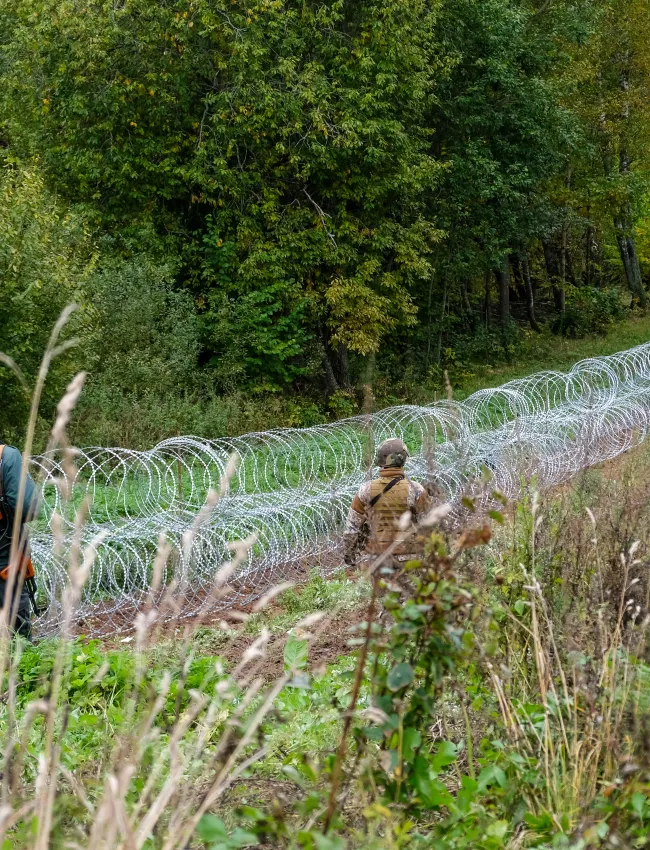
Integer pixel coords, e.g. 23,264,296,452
487,470,650,828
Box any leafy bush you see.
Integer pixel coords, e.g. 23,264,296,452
0,164,92,442
550,286,625,337
80,249,199,392
61,249,202,446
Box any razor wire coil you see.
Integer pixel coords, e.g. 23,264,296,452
28,341,650,635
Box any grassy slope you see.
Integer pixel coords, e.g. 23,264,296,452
452,312,650,399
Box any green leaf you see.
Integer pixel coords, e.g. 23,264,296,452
196,816,256,849
386,662,414,691
284,630,309,672
197,815,228,844
455,790,475,815
282,765,306,788
402,727,422,761
524,811,554,830
363,726,384,742
631,791,647,819
478,764,506,790
486,820,509,841
228,828,258,848
413,757,454,809
431,740,458,773
514,599,528,616
488,510,504,524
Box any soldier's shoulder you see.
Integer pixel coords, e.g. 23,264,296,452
409,479,427,495
356,480,374,502
0,445,21,467
0,446,21,489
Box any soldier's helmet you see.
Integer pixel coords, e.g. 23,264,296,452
375,438,409,469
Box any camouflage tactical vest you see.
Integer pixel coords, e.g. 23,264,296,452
366,476,412,554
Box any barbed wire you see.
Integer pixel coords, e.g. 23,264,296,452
29,341,650,635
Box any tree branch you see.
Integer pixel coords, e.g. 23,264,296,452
303,188,337,248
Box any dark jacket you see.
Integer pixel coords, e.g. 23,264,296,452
0,445,39,570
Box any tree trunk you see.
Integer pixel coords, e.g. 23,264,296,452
460,278,476,330
564,245,577,287
425,276,434,369
584,224,593,288
494,260,510,328
321,330,340,396
359,352,376,471
603,58,647,306
484,269,491,329
521,255,541,332
360,352,376,415
509,255,526,300
337,344,352,388
542,239,565,315
616,223,646,305
436,282,448,367
322,351,339,396
561,166,575,289
511,254,541,333
616,152,646,306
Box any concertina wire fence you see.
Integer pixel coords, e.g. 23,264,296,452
26,340,650,635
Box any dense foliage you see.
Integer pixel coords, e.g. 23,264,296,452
1,0,650,444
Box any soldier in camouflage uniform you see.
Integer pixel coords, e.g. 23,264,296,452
343,438,431,567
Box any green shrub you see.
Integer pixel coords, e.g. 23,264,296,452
550,286,625,337
0,164,92,442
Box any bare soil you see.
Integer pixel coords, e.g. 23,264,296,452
70,549,343,640
219,605,369,681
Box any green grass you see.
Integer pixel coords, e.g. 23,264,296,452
449,311,650,399
13,570,371,786
242,571,372,636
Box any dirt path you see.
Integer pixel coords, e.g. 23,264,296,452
98,595,370,680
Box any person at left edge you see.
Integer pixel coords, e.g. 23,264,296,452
0,444,40,639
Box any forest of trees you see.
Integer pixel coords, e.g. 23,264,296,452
1,0,650,447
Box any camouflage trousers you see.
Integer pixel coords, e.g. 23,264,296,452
351,554,417,623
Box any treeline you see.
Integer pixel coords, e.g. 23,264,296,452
1,0,650,446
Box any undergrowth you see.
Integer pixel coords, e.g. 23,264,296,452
4,442,650,847
55,311,650,449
